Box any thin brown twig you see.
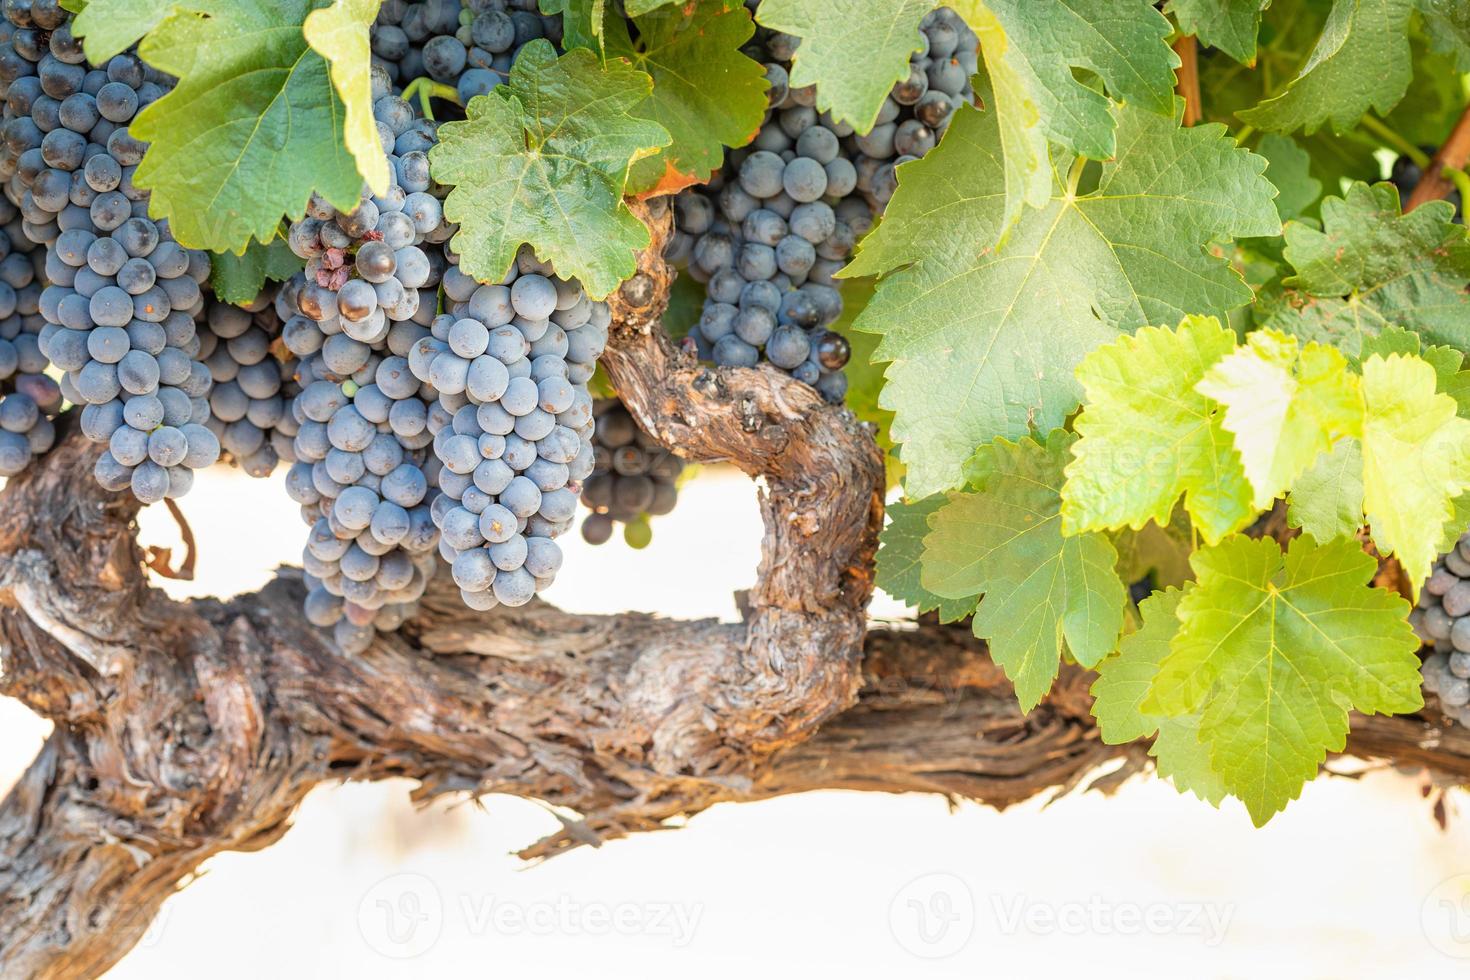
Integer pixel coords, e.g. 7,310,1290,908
1173,35,1202,126
1407,102,1470,211
143,498,196,581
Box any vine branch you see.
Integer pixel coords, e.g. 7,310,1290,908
1173,35,1201,126
1406,102,1470,211
0,206,1463,980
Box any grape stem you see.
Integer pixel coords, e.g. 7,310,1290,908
1441,166,1470,208
401,77,462,122
1406,102,1470,212
1359,114,1430,169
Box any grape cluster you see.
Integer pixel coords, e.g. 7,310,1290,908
196,287,301,478
1414,532,1470,725
0,224,50,474
666,5,977,401
8,37,219,502
371,0,563,105
408,244,603,609
279,92,465,653
580,398,683,547
0,0,73,186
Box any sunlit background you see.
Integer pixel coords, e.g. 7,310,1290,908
2,465,1469,977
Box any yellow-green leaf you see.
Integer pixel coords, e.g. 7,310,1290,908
1197,329,1362,509
1062,315,1256,546
1146,535,1421,825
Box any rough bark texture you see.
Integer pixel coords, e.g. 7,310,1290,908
0,201,1467,979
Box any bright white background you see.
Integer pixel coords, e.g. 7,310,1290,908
2,466,1469,977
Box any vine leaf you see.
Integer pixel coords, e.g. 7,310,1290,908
876,496,978,623
605,2,768,196
431,41,671,299
1255,134,1322,223
1196,329,1362,509
1237,0,1414,134
302,0,390,200
1112,508,1195,592
61,0,175,63
1420,0,1470,70
754,0,934,134
1144,535,1421,826
1287,438,1364,542
625,0,680,13
952,0,1179,237
1359,353,1470,595
540,0,607,52
845,100,1279,498
130,0,386,253
1060,316,1256,547
1261,183,1470,355
1090,588,1226,805
922,430,1126,712
209,237,305,306
1164,0,1270,65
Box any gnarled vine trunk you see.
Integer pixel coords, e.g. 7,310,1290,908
0,201,1467,980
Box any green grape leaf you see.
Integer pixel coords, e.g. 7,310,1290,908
626,0,680,13
1262,183,1470,355
131,0,387,253
1255,134,1322,223
540,0,606,51
876,496,978,622
922,430,1127,711
1237,0,1414,135
844,100,1279,498
1091,587,1228,804
1093,589,1190,745
1287,438,1364,541
1196,329,1362,509
1165,0,1270,64
303,0,390,199
605,2,768,196
1112,508,1195,592
1359,326,1470,416
431,41,671,299
754,0,934,134
1061,316,1257,547
209,237,305,306
1360,353,1470,595
63,0,175,62
954,0,1179,237
1419,0,1470,70
833,279,904,488
1145,535,1421,825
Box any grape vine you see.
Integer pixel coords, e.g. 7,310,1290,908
0,0,1463,832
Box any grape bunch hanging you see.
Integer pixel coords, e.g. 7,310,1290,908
580,398,685,548
1414,530,1470,726
0,0,973,656
666,4,978,403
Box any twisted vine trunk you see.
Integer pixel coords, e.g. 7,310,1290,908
0,202,1467,979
